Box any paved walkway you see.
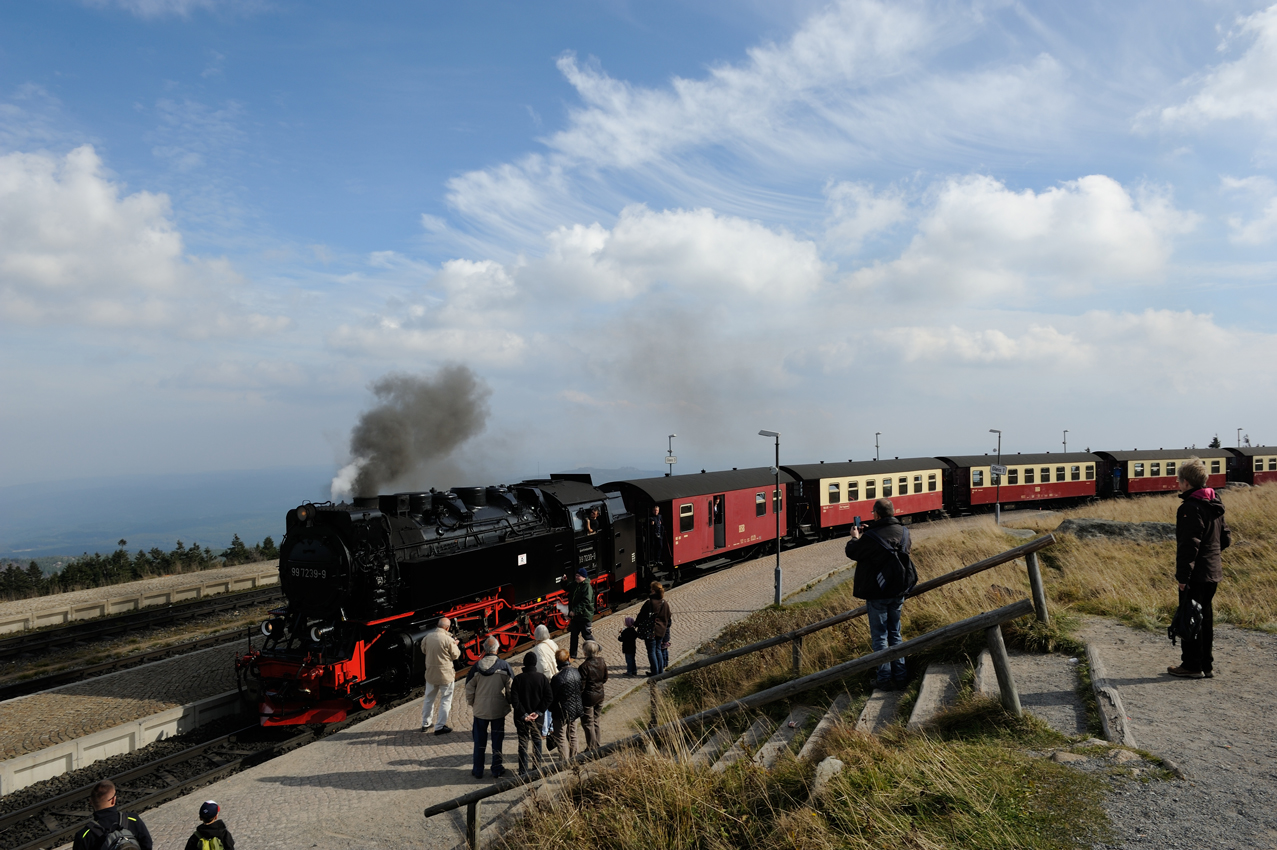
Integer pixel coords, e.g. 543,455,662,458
95,536,867,850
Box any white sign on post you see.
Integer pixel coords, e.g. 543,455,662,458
665,456,677,465
991,464,1008,476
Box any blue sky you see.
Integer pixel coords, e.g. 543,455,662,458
3,0,1277,494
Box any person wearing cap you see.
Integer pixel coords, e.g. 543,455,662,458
420,616,461,734
509,651,553,776
567,567,595,659
184,801,235,850
73,780,153,850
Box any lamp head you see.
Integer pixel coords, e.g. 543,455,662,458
758,429,780,438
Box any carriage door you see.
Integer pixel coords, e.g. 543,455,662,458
712,493,726,550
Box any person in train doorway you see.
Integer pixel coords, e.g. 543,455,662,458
648,505,664,579
845,498,918,691
465,636,513,779
73,780,153,850
420,617,461,734
1168,458,1230,679
568,566,595,660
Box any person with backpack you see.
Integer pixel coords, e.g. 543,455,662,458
845,498,918,691
72,780,152,850
636,581,672,676
465,636,514,779
1169,458,1231,679
183,801,235,850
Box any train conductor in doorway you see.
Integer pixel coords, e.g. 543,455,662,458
567,567,595,660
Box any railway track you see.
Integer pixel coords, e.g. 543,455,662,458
0,586,283,662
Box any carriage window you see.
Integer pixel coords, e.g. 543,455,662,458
1270,458,1277,471
866,479,876,499
773,488,783,512
914,474,922,491
898,476,908,495
1211,460,1221,474
928,473,937,492
1071,465,1080,481
1134,463,1144,477
828,483,840,504
1008,468,1019,485
972,469,984,487
1024,467,1035,484
1056,466,1065,482
1040,467,1050,482
848,480,859,502
756,493,767,517
882,477,893,497
1257,459,1265,472
1085,465,1095,480
1166,462,1176,477
679,504,694,532
1150,462,1160,477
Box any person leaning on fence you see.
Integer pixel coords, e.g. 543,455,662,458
548,648,583,762
73,780,153,850
465,636,513,779
420,616,461,734
845,498,918,691
1169,457,1231,679
579,640,609,750
510,651,553,776
183,801,234,850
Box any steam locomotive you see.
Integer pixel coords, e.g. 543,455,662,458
236,476,636,725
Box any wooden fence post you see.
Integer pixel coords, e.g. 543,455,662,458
648,680,658,729
984,624,1022,717
791,635,803,675
1025,552,1049,625
466,800,481,849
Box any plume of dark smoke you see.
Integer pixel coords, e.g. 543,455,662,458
331,365,491,499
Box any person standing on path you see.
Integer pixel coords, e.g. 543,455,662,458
72,780,153,850
420,617,461,734
510,652,553,776
532,624,560,737
183,801,234,850
568,567,595,659
845,498,917,690
549,648,583,763
1169,458,1231,679
618,616,638,676
578,640,608,750
638,581,672,676
464,637,513,779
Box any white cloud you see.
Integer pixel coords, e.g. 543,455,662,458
1160,5,1277,128
878,324,1088,365
848,175,1197,300
823,181,908,253
83,0,261,18
0,145,285,335
1222,175,1277,244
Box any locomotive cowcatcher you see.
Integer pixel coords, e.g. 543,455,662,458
236,476,636,725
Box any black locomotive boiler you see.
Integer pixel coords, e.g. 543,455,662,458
237,476,636,726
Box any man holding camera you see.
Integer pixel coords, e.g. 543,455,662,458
845,498,917,690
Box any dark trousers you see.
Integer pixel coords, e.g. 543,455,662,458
569,615,594,659
1181,581,1217,673
514,716,542,774
471,716,506,778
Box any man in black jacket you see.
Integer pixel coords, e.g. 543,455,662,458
1170,458,1230,679
845,498,915,690
72,780,153,850
510,652,553,775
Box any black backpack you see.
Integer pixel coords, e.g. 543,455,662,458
87,812,142,850
1168,591,1204,646
862,527,919,598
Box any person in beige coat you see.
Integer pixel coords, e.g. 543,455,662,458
532,624,560,737
420,617,461,734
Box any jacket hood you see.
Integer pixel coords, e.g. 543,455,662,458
196,821,231,840
1182,488,1225,516
475,654,511,676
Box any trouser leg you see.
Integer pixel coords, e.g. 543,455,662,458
490,717,506,773
421,681,438,727
435,679,456,729
582,704,598,750
1182,582,1217,672
471,718,489,776
885,597,906,681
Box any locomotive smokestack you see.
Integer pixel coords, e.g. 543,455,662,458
331,365,491,500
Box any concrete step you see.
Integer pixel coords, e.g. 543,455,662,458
797,693,852,761
710,716,775,773
685,726,737,768
854,686,906,735
752,706,813,769
906,662,961,731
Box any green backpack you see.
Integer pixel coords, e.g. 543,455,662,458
194,834,224,850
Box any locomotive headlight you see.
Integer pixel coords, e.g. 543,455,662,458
310,624,335,642
261,617,285,637
297,504,313,522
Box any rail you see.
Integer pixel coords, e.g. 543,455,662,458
424,599,1036,848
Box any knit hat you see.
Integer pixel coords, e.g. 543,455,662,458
577,567,589,578
624,616,634,627
199,801,219,822
523,652,538,669
533,624,550,641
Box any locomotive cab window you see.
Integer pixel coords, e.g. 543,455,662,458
1085,465,1095,480
848,480,859,502
928,473,937,492
1071,465,1081,481
828,483,840,504
679,504,694,532
1211,460,1221,474
1024,467,1035,484
866,479,877,499
1008,468,1018,485
972,469,984,487
1133,463,1144,477
882,478,893,497
756,493,766,517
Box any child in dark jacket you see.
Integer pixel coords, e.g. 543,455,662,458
184,801,234,850
618,617,638,676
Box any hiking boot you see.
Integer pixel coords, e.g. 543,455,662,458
1167,666,1204,679
1203,671,1215,679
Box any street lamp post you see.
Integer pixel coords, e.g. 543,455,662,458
989,429,1002,525
1063,430,1068,453
1238,428,1243,448
759,429,782,606
666,434,677,477
875,431,881,461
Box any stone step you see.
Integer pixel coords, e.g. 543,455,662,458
907,662,961,731
710,716,775,773
752,706,813,769
797,693,853,761
975,648,998,698
685,725,737,767
854,685,906,735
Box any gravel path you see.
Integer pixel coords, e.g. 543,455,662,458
1005,649,1089,737
1080,617,1277,850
